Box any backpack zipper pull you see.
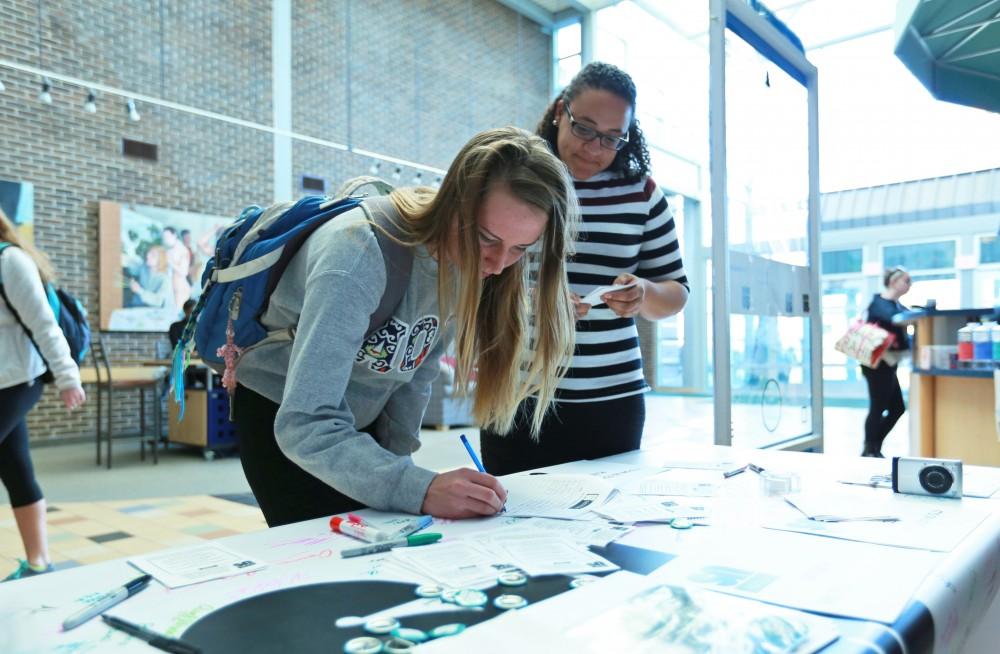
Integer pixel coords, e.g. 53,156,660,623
218,288,245,420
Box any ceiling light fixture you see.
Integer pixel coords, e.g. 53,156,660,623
126,97,140,122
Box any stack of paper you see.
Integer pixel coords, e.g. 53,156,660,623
620,469,721,497
502,474,615,520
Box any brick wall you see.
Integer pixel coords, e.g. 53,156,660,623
0,0,552,443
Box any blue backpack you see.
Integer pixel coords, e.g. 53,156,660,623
170,177,413,418
0,242,92,382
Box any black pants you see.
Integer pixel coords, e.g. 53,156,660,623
480,394,646,476
234,384,366,527
861,362,905,455
0,379,45,508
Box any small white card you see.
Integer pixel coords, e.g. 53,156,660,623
579,283,637,306
129,543,265,588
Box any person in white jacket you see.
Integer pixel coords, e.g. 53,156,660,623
0,208,86,582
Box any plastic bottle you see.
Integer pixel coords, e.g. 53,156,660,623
957,322,976,362
973,322,994,361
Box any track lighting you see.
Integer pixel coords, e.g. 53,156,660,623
126,97,140,122
83,89,97,113
433,176,442,188
38,77,52,104
369,161,381,175
391,167,402,182
411,172,422,185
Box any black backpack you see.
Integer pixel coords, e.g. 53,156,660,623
0,242,91,382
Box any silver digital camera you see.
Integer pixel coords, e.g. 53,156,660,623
892,456,962,498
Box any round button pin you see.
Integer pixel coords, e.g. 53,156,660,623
391,627,428,644
454,589,489,607
494,594,528,610
439,588,460,604
428,623,466,638
497,571,527,586
363,616,400,635
569,574,599,588
382,637,416,654
343,636,383,654
415,583,443,598
670,518,693,530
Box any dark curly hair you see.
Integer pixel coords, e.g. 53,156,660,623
536,61,651,182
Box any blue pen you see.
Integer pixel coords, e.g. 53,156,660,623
459,434,486,472
459,434,506,512
390,515,434,538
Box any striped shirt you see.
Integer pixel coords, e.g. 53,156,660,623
555,172,688,402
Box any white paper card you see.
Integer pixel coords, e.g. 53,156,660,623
579,282,637,306
487,534,619,577
502,473,614,519
129,543,265,588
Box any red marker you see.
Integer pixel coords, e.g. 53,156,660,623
330,515,390,543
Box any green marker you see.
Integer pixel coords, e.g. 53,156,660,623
340,533,442,558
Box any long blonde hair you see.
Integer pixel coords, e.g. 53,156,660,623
0,208,55,284
387,127,578,437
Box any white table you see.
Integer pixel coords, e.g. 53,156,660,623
1,443,998,653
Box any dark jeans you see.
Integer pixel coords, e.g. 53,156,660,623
0,378,45,508
861,362,905,455
480,394,646,476
234,384,366,527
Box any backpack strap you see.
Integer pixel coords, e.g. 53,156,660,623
361,195,414,335
336,175,396,200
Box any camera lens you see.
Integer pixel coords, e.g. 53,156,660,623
919,465,954,494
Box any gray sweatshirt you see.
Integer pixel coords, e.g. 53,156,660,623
236,205,448,514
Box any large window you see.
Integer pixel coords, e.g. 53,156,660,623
974,235,1000,307
881,240,959,308
883,241,956,270
980,235,1000,264
555,23,582,91
821,249,862,274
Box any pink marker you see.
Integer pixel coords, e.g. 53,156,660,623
330,516,390,543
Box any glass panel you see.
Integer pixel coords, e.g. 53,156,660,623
725,26,812,449
557,55,582,90
980,235,1000,264
883,241,956,270
656,194,686,389
821,280,867,400
556,22,581,59
821,249,862,274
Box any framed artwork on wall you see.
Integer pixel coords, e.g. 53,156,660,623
99,201,230,332
0,179,35,244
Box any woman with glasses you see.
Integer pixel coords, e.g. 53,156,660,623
480,62,689,475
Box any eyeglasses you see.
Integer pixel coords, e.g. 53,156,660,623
563,104,629,151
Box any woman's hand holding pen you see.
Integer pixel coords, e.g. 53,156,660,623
421,469,507,519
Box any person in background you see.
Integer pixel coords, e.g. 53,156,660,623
128,245,173,310
861,266,911,458
0,208,86,581
480,62,689,475
234,127,578,527
162,227,192,310
169,299,196,350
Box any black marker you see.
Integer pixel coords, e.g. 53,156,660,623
101,615,202,654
